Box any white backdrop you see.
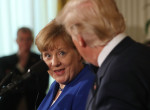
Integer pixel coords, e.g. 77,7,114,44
0,0,58,57
115,0,150,43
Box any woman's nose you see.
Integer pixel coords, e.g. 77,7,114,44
51,56,61,67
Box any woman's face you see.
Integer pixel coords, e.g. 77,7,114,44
42,38,83,84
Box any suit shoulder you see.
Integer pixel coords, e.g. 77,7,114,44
30,52,40,59
30,52,40,57
0,54,18,64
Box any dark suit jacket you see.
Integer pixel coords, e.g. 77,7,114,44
86,37,150,110
0,52,49,110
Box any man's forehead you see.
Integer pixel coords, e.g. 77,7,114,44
17,32,32,39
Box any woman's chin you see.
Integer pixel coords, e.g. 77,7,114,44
56,78,67,84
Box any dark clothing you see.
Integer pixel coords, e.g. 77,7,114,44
0,52,49,110
86,37,150,110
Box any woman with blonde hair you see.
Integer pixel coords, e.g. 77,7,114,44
35,20,95,110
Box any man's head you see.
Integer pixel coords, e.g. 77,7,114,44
56,0,125,66
16,27,33,54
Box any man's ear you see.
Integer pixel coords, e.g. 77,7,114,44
78,35,86,47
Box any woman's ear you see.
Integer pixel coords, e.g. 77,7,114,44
77,53,83,62
78,35,86,47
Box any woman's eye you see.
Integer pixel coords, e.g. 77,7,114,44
46,54,51,58
44,53,51,59
59,51,66,56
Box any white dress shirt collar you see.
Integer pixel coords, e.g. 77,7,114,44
98,33,127,67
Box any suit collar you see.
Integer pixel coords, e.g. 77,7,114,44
98,33,127,67
86,37,136,109
97,36,135,79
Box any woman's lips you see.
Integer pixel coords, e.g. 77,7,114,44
54,68,65,75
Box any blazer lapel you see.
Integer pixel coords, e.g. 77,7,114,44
97,37,135,83
86,37,136,110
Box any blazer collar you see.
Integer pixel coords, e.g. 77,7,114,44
97,36,135,79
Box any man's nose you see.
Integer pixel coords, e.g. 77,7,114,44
51,56,61,67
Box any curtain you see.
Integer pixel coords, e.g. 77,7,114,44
115,0,150,43
0,0,58,57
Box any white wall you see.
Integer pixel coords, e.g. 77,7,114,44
115,0,150,43
0,0,58,57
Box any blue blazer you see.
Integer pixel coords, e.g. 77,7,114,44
38,65,96,110
86,37,150,110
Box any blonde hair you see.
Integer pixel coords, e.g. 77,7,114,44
56,0,125,47
35,20,76,52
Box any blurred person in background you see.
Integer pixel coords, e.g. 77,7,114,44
56,0,150,109
0,27,49,110
35,20,95,110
